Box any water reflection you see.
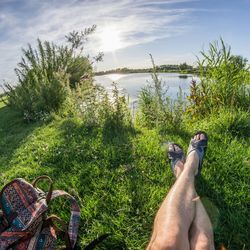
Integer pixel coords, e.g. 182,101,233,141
94,73,197,102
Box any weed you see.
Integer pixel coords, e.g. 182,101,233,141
187,38,250,117
138,54,187,132
2,26,102,122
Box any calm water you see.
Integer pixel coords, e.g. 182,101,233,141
94,73,198,102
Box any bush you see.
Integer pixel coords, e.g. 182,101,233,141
3,26,102,121
187,39,250,117
74,81,106,127
76,81,132,134
100,82,132,136
187,107,250,139
4,71,70,121
138,54,186,131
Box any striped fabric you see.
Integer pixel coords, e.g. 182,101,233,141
0,177,80,250
0,179,47,249
51,190,80,248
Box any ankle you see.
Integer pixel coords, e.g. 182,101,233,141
184,151,199,175
174,161,184,178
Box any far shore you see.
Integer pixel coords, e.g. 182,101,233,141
95,70,198,76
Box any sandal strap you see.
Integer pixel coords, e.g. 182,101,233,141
187,132,208,175
167,143,184,173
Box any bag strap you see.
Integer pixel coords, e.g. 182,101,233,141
45,215,73,250
50,190,80,249
32,175,53,203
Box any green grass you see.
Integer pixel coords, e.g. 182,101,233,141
0,100,249,249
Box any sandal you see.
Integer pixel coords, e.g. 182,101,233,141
187,131,208,175
167,143,185,174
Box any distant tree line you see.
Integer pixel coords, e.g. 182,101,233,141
95,55,248,76
95,62,197,75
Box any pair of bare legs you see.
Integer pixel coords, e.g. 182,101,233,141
147,134,214,250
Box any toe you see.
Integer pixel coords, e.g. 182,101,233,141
173,144,178,152
169,144,174,151
174,144,182,153
194,134,199,140
200,133,206,140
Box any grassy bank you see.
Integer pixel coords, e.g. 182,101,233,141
0,100,249,249
1,36,249,249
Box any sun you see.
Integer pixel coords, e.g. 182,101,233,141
99,26,123,52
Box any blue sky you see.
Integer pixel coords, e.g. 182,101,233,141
0,0,250,82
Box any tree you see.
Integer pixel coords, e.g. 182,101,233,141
230,55,248,69
3,25,103,121
179,62,192,71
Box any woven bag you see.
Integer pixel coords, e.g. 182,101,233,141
0,176,80,250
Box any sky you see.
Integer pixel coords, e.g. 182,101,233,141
0,0,250,83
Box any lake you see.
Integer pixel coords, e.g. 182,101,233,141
94,73,198,102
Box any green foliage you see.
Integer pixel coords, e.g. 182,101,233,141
75,81,132,135
187,107,250,139
74,81,105,127
179,62,193,71
138,54,186,131
4,71,70,121
1,37,250,249
187,38,250,117
96,62,195,75
230,55,248,69
3,25,102,121
100,83,132,137
0,98,249,249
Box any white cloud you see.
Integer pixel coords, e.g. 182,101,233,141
0,0,195,83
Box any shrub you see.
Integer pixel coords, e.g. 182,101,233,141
4,71,70,121
3,26,102,121
100,82,132,136
187,38,250,117
74,81,106,127
187,107,250,139
76,81,132,133
138,54,187,131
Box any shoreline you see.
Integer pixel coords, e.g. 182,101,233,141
95,70,198,76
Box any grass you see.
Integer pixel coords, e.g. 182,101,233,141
0,100,249,250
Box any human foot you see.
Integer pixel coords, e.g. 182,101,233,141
186,131,208,176
167,143,185,178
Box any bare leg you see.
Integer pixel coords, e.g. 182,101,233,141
188,133,215,250
147,147,199,250
148,132,215,250
189,199,215,250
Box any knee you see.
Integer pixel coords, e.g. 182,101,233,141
148,231,182,250
148,240,176,250
194,232,214,250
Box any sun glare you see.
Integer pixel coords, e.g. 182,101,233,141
100,27,123,52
